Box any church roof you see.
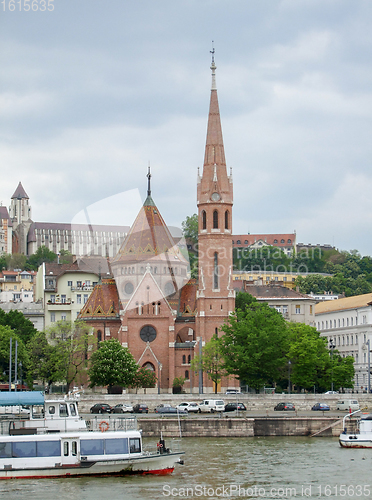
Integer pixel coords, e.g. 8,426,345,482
111,183,184,265
11,182,29,200
78,277,121,320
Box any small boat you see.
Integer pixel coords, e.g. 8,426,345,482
339,410,372,448
0,393,184,479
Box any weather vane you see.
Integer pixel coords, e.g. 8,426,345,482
210,41,215,63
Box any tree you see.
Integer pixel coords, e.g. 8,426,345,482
0,309,37,345
191,336,227,394
59,249,73,265
220,293,288,391
286,322,331,391
331,353,355,390
88,338,138,391
181,214,198,245
131,366,157,393
4,253,27,271
46,320,96,392
172,376,186,393
27,245,57,270
0,325,31,387
27,331,60,389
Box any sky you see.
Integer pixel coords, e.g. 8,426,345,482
1,0,372,257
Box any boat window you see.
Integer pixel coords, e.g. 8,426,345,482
59,403,68,417
72,441,77,456
80,439,104,456
12,441,37,458
105,438,128,455
0,442,11,458
63,442,69,457
129,438,141,454
37,441,60,457
69,403,77,416
48,406,56,415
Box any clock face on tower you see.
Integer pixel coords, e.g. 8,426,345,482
211,192,221,202
140,325,157,343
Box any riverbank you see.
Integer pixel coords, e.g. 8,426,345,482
137,416,343,438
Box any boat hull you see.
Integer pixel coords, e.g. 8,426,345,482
339,436,372,448
0,452,183,479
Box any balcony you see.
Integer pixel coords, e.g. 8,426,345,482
70,286,94,291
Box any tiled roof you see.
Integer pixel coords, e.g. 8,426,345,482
178,279,198,316
315,293,372,314
111,197,186,265
11,182,29,200
233,233,296,247
0,206,10,220
78,278,121,319
243,284,312,300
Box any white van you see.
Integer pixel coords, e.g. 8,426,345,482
336,399,360,411
198,399,225,413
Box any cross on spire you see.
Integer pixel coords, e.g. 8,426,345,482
147,163,151,197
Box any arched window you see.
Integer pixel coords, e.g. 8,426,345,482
225,210,229,230
188,354,191,364
97,330,102,343
182,355,186,364
213,210,218,229
185,370,189,380
202,210,206,230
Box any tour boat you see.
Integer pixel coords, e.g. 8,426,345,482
0,393,184,479
339,410,372,448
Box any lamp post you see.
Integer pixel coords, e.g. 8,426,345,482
288,360,291,395
19,362,23,391
186,341,195,394
329,338,335,392
367,339,371,394
157,361,162,394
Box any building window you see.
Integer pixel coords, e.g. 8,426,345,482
77,281,82,288
295,305,301,314
185,370,189,380
182,355,186,364
202,210,206,230
213,210,218,229
61,314,67,321
67,281,72,287
83,294,88,304
225,210,229,230
50,295,55,303
77,295,81,304
51,313,55,322
237,240,241,244
97,330,102,342
61,295,66,304
310,305,313,314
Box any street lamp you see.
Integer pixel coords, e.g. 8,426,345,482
329,338,335,392
157,361,162,395
288,360,291,395
186,341,195,394
19,361,23,391
366,339,371,394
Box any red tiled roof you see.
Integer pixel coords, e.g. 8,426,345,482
79,278,121,319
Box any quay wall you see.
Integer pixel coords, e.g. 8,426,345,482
138,417,343,438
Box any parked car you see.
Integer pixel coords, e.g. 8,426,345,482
274,402,295,411
198,399,225,413
133,403,149,414
154,403,172,412
176,402,200,413
324,391,339,394
336,399,360,411
311,403,330,411
111,404,133,413
224,402,246,412
155,406,188,415
225,389,241,395
90,403,112,414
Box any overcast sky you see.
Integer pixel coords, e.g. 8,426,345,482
1,0,371,257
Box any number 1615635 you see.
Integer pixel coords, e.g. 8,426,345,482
1,0,54,11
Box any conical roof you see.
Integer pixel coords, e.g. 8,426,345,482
78,277,120,320
11,182,29,200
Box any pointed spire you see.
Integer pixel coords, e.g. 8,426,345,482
210,42,217,91
11,182,29,200
144,164,155,207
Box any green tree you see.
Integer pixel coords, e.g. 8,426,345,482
191,336,227,394
181,214,198,245
0,309,37,345
0,325,31,387
331,353,355,391
131,366,157,393
220,293,288,391
286,322,330,391
46,320,96,392
27,331,60,390
27,245,57,270
88,338,138,391
59,249,73,265
4,253,27,271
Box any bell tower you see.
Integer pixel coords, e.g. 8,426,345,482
196,50,235,348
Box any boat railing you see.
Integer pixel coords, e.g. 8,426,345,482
85,415,138,432
341,409,362,434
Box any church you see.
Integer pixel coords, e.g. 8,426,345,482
79,54,236,393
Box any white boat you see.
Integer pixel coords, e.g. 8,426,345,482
0,393,184,479
339,410,372,448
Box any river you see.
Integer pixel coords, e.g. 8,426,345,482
1,436,371,499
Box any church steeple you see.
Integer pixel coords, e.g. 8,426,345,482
144,164,155,207
197,50,233,206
